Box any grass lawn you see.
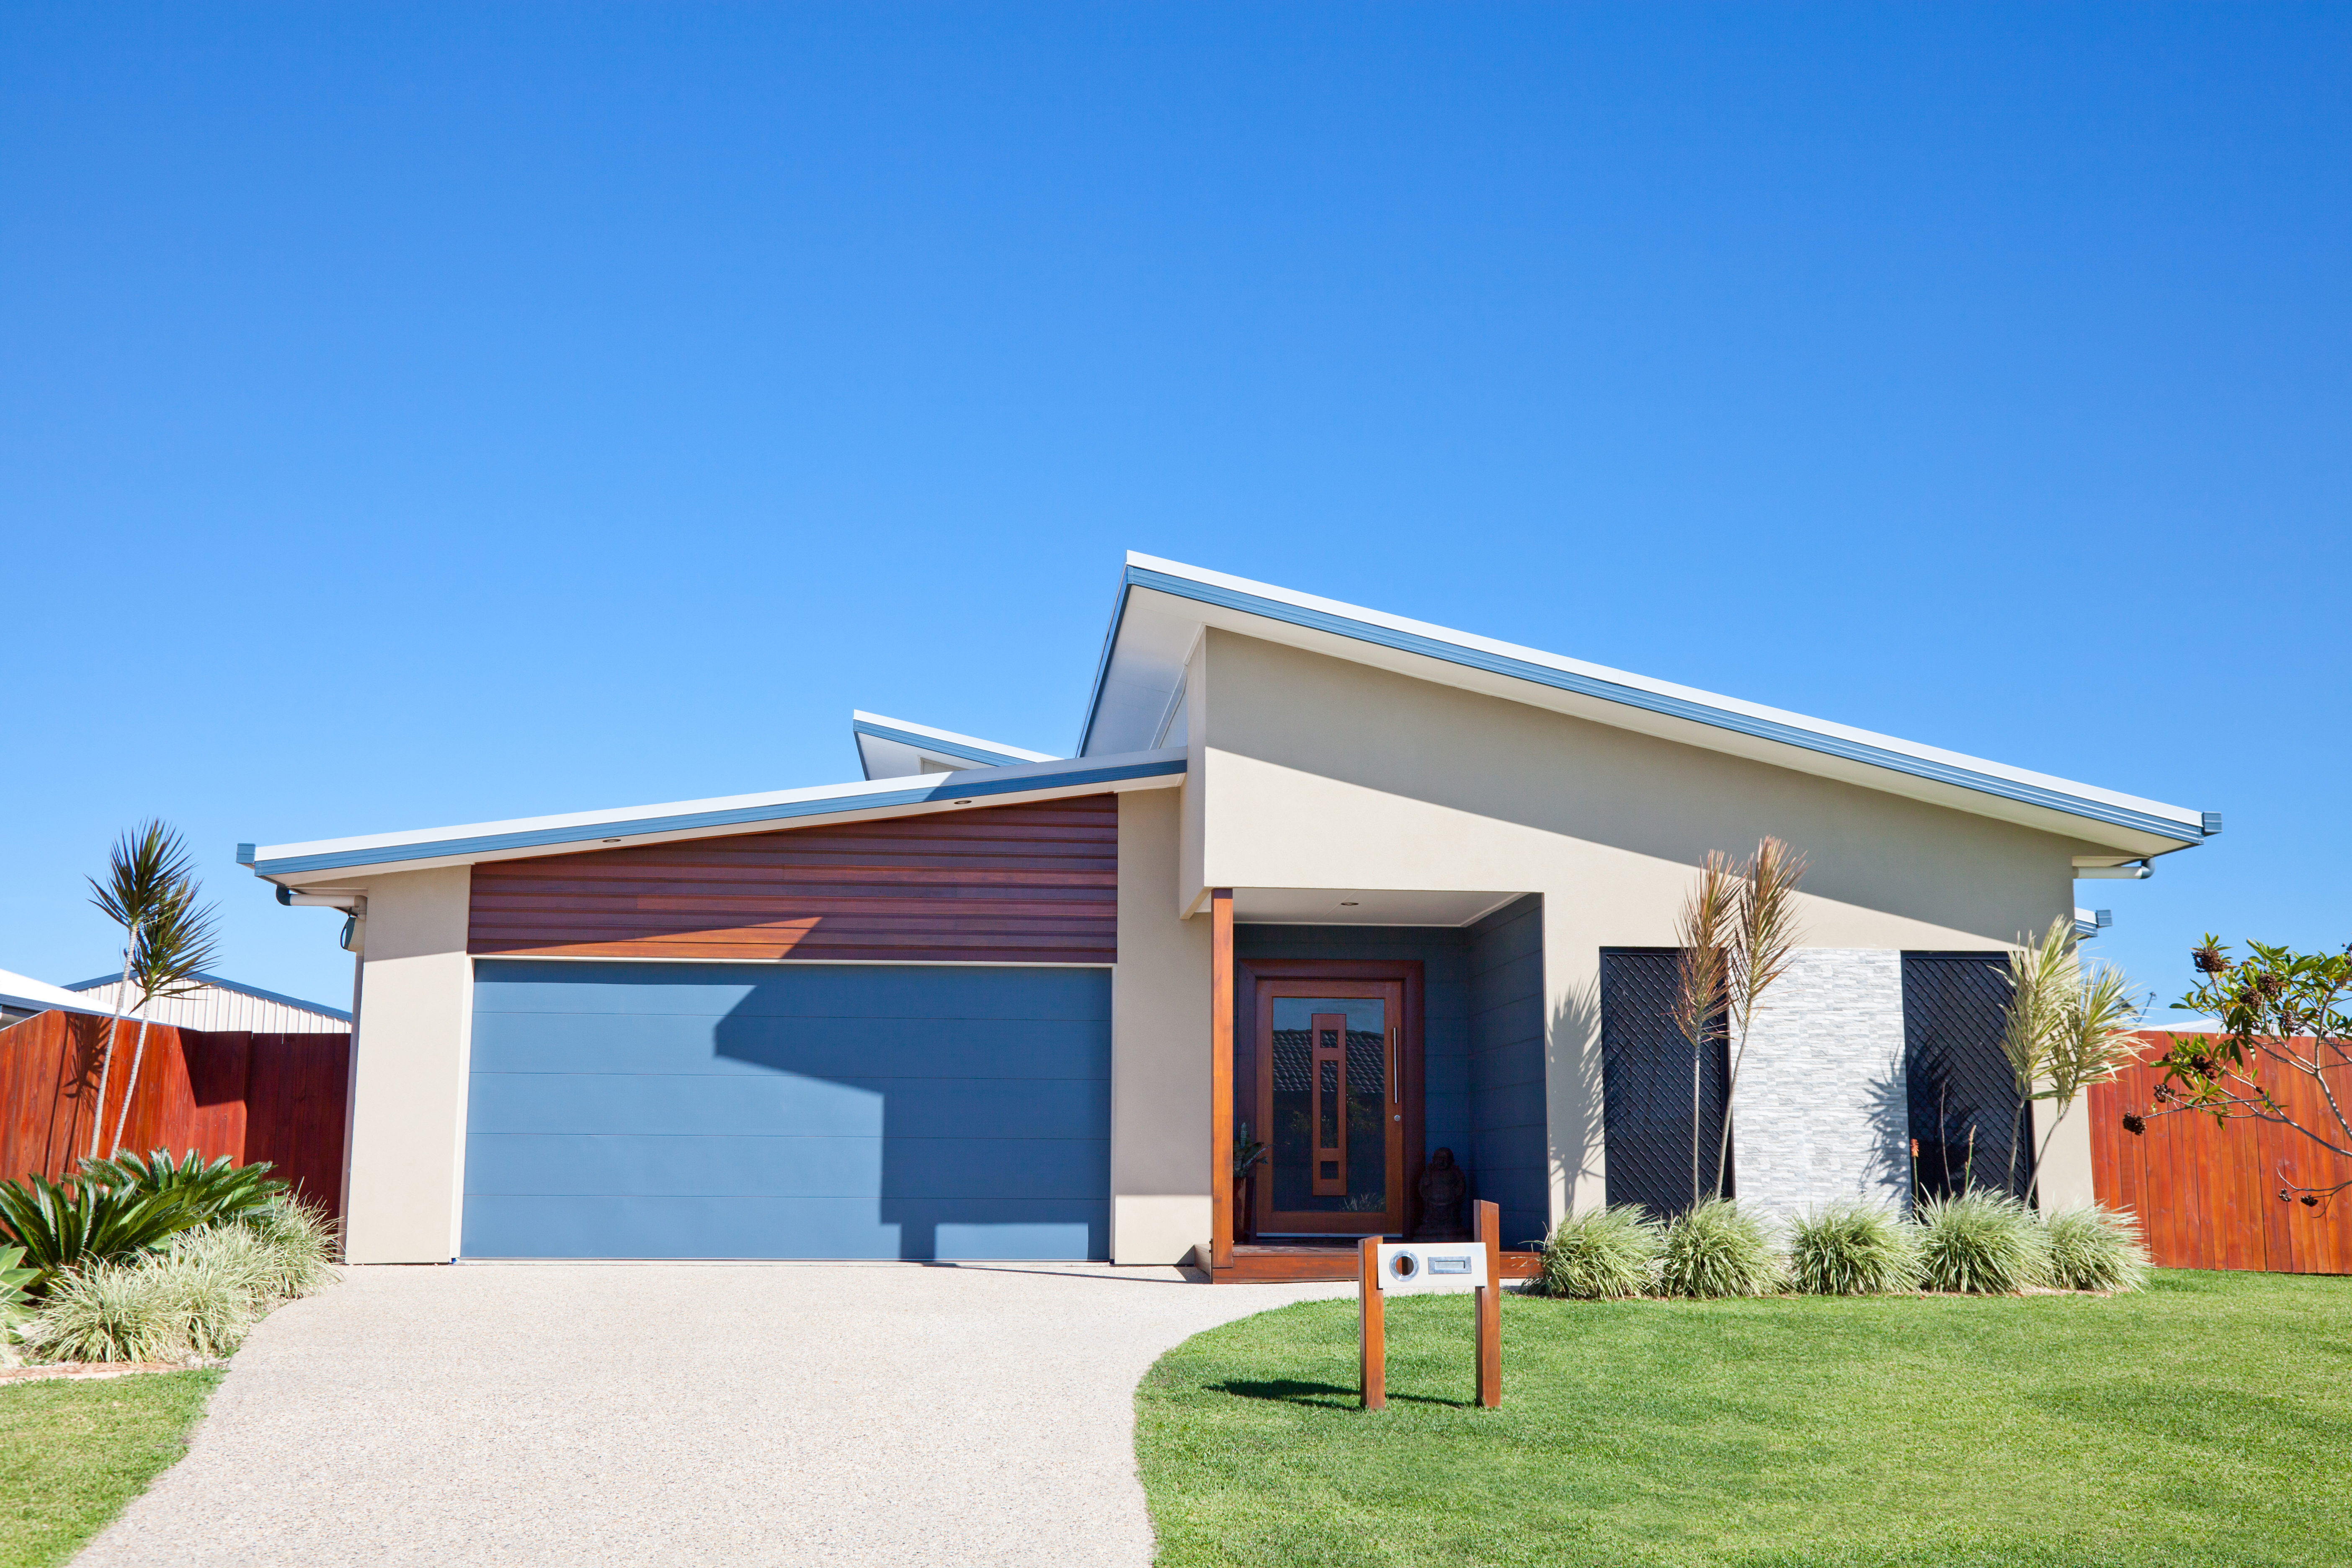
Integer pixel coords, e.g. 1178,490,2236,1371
1137,1270,2352,1568
0,1371,220,1568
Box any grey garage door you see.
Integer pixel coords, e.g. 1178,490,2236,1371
461,960,1110,1260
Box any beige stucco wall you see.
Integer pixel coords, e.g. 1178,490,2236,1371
1189,629,2098,1223
343,867,473,1264
1111,787,1214,1264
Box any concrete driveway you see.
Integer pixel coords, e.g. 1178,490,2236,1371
76,1263,1345,1567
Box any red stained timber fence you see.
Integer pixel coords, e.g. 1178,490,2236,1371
2088,1032,2352,1275
0,1010,350,1222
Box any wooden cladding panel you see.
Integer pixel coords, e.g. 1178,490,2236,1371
467,795,1119,964
2088,1033,2352,1275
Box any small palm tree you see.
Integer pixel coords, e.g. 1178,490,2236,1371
1998,917,2143,1204
1670,854,1735,1208
85,822,219,1158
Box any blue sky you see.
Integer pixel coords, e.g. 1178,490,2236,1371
3,3,2344,1012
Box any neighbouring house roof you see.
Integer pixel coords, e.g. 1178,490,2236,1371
850,711,1057,781
240,747,1186,886
64,970,352,1028
0,966,111,1021
1081,553,2215,860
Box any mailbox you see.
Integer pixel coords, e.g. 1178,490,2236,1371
1375,1241,1488,1294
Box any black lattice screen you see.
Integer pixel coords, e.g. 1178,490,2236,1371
1902,952,2030,1200
1601,949,1731,1218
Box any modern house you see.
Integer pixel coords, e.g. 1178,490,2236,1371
240,554,2215,1277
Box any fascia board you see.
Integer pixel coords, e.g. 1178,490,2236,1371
1105,554,2210,855
245,750,1184,882
850,712,1056,767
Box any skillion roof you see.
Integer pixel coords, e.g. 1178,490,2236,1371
1080,553,2213,861
242,554,2214,888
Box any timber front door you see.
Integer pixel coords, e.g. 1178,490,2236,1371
1245,967,1417,1238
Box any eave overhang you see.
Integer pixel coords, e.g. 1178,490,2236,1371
240,748,1184,887
1081,554,2215,859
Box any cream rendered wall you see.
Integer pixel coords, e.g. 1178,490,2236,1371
1188,629,2097,1225
1112,787,1214,1264
342,867,474,1264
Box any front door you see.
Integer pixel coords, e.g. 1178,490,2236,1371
1248,973,1412,1237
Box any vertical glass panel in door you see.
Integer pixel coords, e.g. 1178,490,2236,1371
1268,997,1388,1215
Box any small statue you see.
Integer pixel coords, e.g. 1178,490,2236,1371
1413,1147,1469,1241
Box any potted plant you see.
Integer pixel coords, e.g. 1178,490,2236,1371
1233,1122,1267,1243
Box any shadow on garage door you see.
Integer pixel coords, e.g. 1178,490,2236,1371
459,960,1110,1260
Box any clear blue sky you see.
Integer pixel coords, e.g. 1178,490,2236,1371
4,4,2344,1014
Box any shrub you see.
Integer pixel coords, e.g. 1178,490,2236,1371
1788,1204,1922,1295
0,1176,198,1295
80,1150,285,1228
23,1242,269,1365
1916,1190,2050,1294
2042,1204,2151,1293
1537,1205,1661,1299
1656,1200,1783,1298
245,1199,339,1299
22,1261,178,1363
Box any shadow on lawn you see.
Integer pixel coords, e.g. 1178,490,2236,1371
1209,1378,1470,1409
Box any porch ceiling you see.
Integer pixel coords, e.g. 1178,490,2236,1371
1231,887,1525,927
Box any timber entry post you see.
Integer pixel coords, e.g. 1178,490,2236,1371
1358,1235,1385,1410
1474,1199,1502,1409
1209,888,1235,1273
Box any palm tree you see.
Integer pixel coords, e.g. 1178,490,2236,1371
1670,854,1735,1208
85,823,219,1159
1712,837,1807,1202
1998,917,2143,1204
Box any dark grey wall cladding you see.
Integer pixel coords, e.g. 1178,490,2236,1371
1466,896,1548,1249
1234,923,1471,1166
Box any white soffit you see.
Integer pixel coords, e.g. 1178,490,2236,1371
1233,889,1526,927
1083,554,2212,859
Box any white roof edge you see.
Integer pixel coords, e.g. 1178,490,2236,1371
850,711,1057,763
245,748,1185,878
1121,551,2207,834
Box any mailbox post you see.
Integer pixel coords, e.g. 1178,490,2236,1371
1358,1199,1504,1411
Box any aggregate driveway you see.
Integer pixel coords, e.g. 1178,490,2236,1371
76,1262,1346,1568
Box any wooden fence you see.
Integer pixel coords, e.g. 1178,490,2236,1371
2088,1033,2352,1275
0,1010,350,1220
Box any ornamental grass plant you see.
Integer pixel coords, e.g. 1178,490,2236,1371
1656,1199,1783,1298
18,1201,339,1364
2041,1204,2151,1293
1915,1189,2050,1294
1787,1203,1921,1295
1537,1205,1661,1299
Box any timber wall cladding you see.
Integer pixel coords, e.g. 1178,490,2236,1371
2088,1034,2351,1275
468,794,1120,964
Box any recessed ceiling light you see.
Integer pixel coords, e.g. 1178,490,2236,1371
1339,901,1359,907
601,838,622,844
954,799,974,805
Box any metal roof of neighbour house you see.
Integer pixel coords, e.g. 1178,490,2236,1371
1081,552,2217,861
240,747,1186,887
849,712,1057,781
64,970,352,1029
0,966,112,1021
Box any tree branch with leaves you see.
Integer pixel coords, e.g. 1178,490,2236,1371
2132,937,2352,1212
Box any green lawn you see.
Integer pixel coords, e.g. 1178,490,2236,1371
1137,1271,2352,1568
0,1371,220,1568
